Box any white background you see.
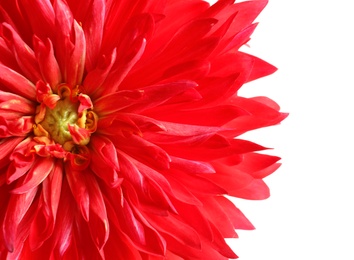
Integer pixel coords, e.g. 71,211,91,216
206,0,354,259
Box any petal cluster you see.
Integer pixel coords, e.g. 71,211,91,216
0,0,286,259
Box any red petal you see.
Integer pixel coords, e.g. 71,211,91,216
0,115,33,138
206,162,254,192
77,93,93,114
222,23,258,54
126,80,198,113
216,196,255,230
161,17,217,56
6,137,36,184
1,23,42,83
204,222,237,259
103,199,144,260
82,49,117,96
117,198,166,256
163,138,266,161
115,134,171,170
66,21,86,86
51,178,75,257
0,136,23,169
117,151,146,190
173,200,213,242
83,0,105,71
230,179,270,200
147,213,202,249
246,54,277,82
165,176,203,206
162,60,211,81
100,36,146,96
0,90,35,114
90,135,120,187
0,63,36,100
65,164,90,221
199,196,238,238
33,37,62,90
68,124,90,146
53,0,74,82
29,160,63,250
170,156,215,174
94,89,144,116
85,171,109,250
18,0,55,40
11,157,54,194
146,105,248,126
2,182,38,252
166,170,226,195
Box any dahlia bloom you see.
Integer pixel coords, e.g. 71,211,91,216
0,0,286,259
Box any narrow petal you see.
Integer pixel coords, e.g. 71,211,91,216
229,179,270,200
173,201,213,242
68,124,90,146
29,160,63,250
170,156,215,174
1,23,42,83
162,138,266,161
166,170,226,195
0,115,34,138
6,137,36,184
147,213,202,250
115,134,171,170
83,0,105,71
116,198,166,256
89,135,120,187
94,89,144,116
11,157,54,194
0,63,36,100
165,176,203,206
125,80,198,113
66,21,86,86
53,0,74,82
65,164,90,221
146,105,248,126
2,183,38,252
216,196,255,230
82,49,117,96
199,197,238,238
100,37,146,96
33,37,62,90
51,178,75,257
0,136,23,169
0,90,35,114
85,171,109,250
19,0,55,40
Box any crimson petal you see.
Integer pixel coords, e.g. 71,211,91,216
29,160,63,250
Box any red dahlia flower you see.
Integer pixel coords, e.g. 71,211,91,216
0,0,286,259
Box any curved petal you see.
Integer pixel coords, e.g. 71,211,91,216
65,164,90,221
1,23,42,83
11,157,54,194
2,182,38,252
85,171,109,250
83,0,105,71
0,63,36,100
29,160,63,250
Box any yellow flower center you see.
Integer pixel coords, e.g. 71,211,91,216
40,98,78,145
33,85,97,154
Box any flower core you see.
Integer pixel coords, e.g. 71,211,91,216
33,84,97,154
40,98,78,145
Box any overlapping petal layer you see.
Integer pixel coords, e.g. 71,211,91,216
0,0,286,259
